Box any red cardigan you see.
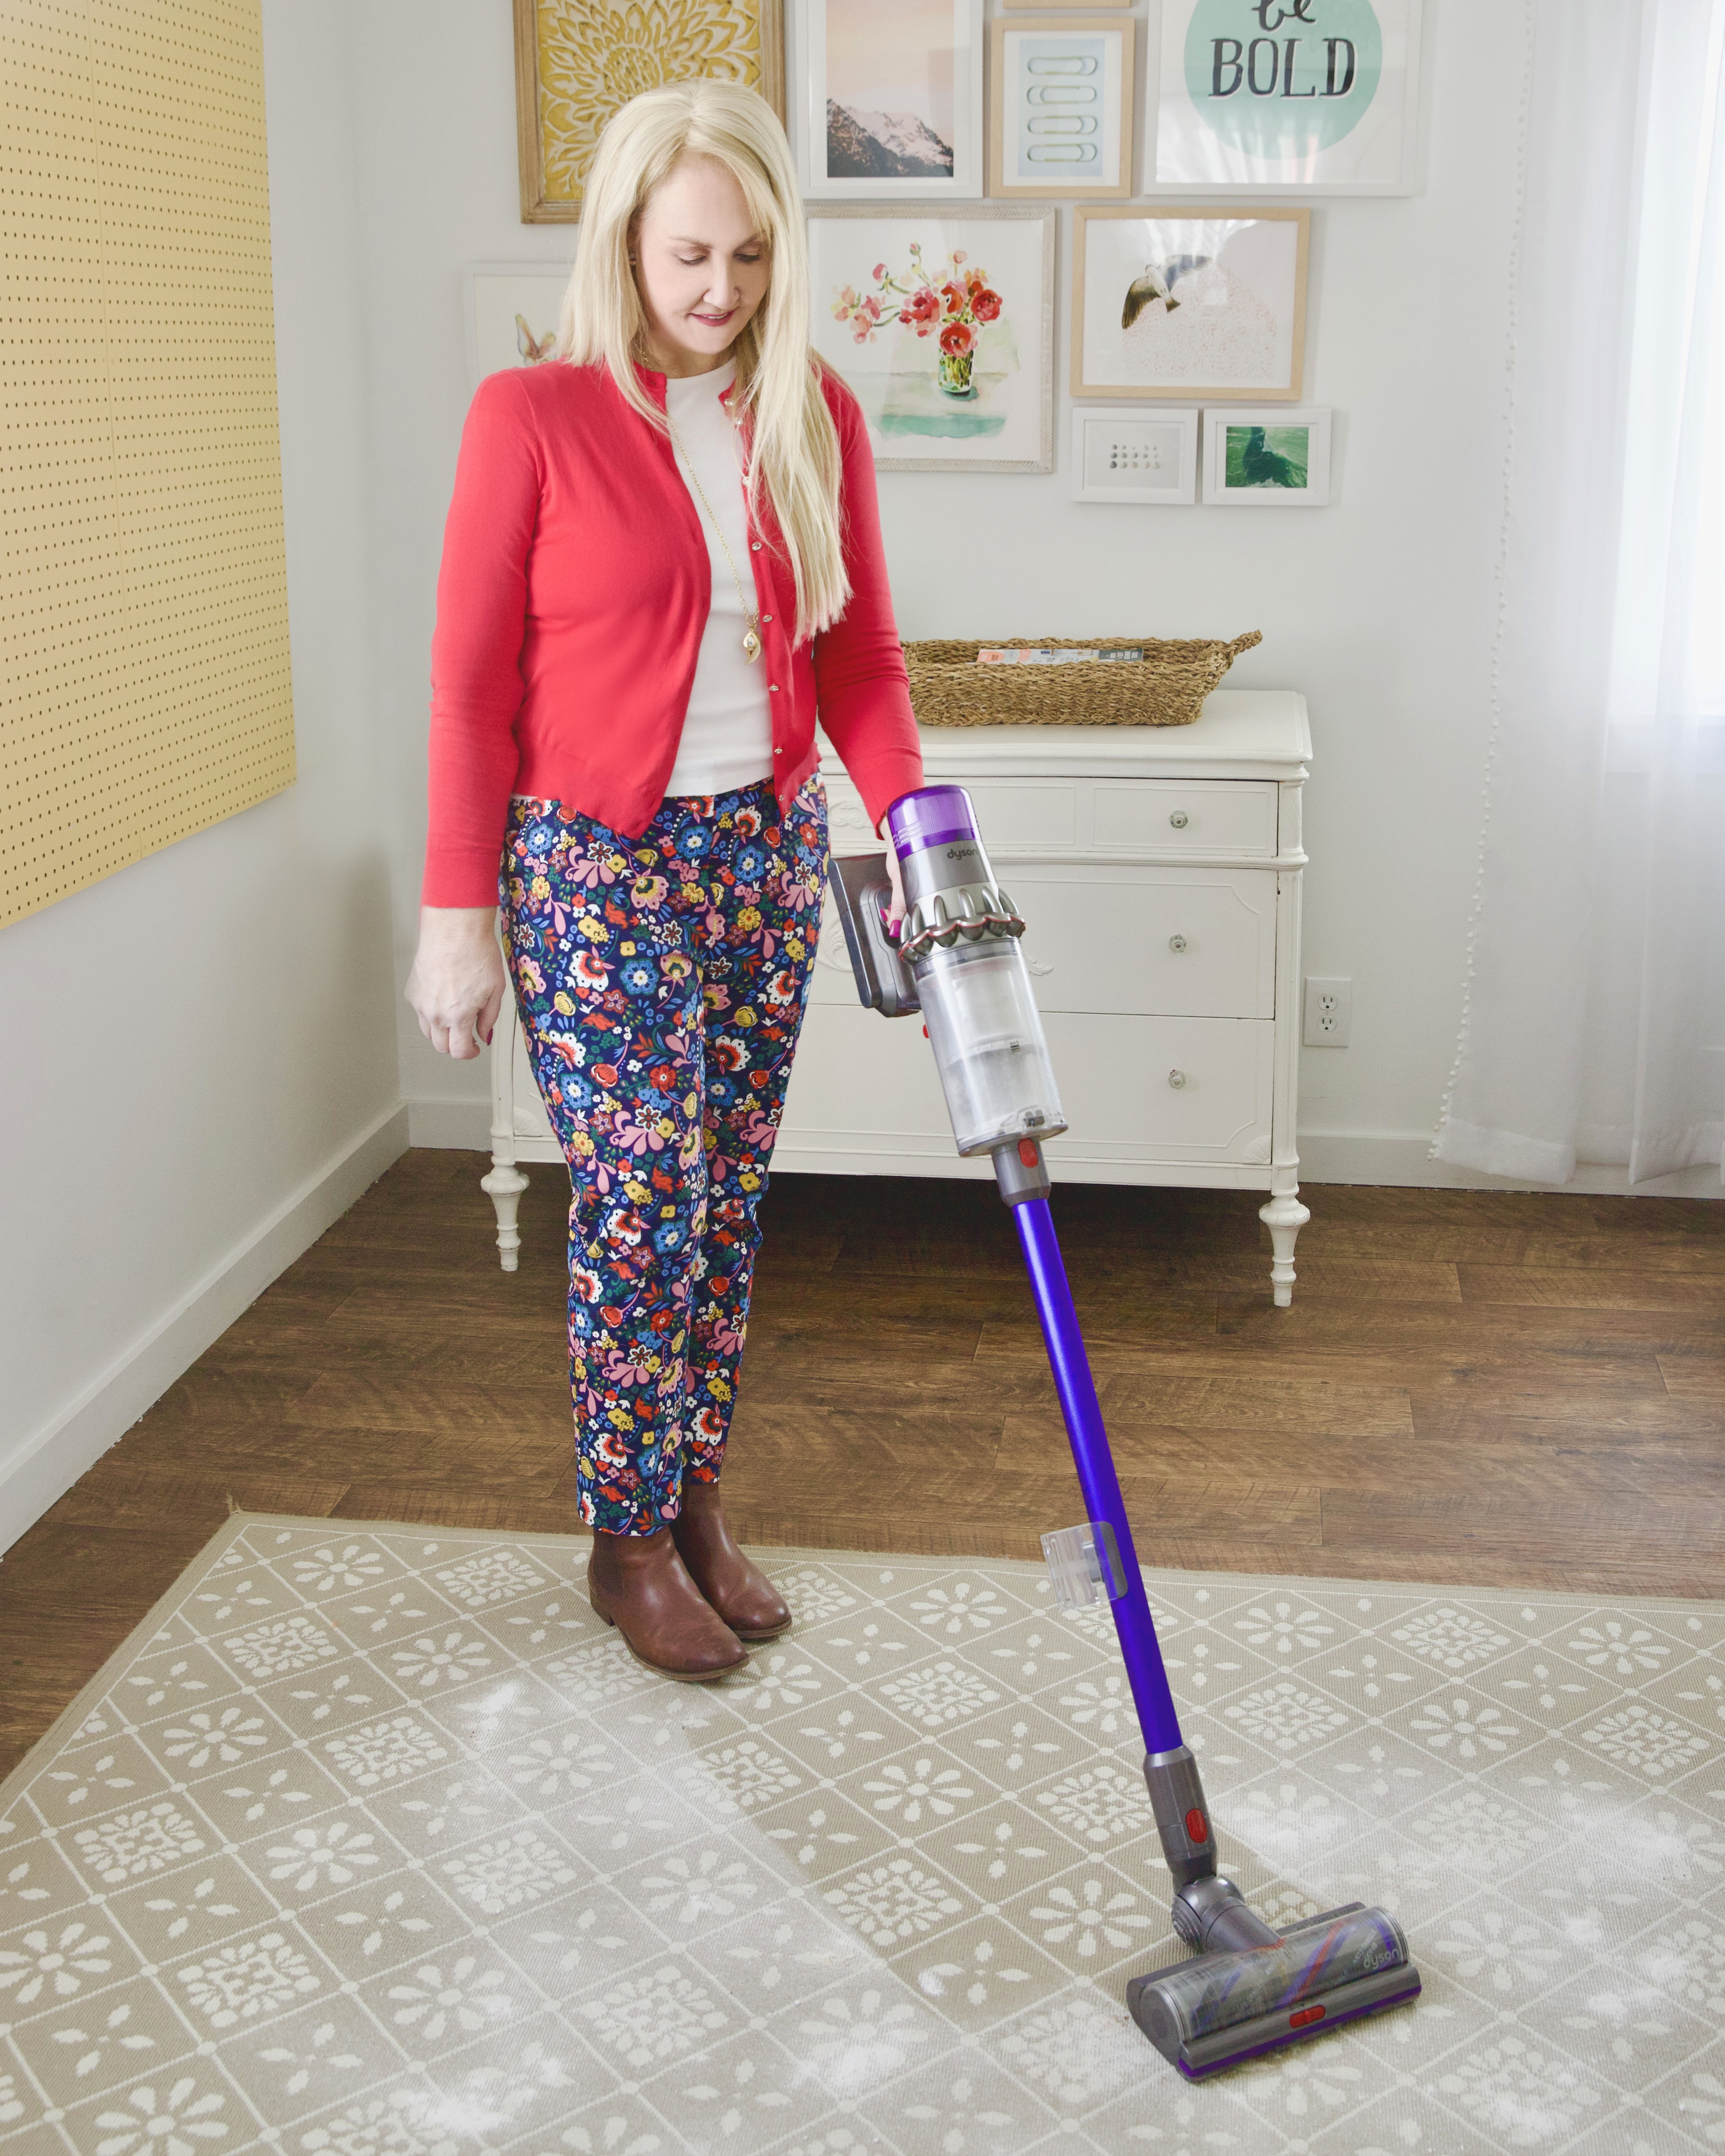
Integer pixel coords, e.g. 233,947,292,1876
422,358,924,906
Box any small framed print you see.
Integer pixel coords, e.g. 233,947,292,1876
1005,0,1129,9
1202,406,1332,504
989,16,1134,200
793,0,985,201
464,264,570,387
1072,205,1308,400
1071,406,1198,504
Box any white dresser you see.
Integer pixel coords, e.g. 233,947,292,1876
483,689,1312,1303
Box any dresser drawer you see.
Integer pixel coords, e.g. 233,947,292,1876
818,763,1281,863
1092,781,1277,857
1044,1013,1273,1163
780,1002,1274,1167
1012,866,1275,1019
809,865,1277,1020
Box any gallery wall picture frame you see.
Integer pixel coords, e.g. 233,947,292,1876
1071,405,1199,504
808,204,1055,472
792,0,985,201
1071,205,1309,402
1202,406,1333,505
1151,0,1423,196
514,0,785,222
464,264,573,388
988,16,1135,201
1005,0,1131,9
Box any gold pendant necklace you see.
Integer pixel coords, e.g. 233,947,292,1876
664,401,762,665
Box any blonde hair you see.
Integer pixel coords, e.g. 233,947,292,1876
556,83,849,644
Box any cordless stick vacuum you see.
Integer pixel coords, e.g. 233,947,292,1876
830,784,1421,2079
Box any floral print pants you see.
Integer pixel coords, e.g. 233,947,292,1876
502,778,828,1534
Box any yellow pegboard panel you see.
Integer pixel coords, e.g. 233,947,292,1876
0,0,295,928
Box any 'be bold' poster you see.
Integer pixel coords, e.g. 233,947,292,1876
1155,0,1421,194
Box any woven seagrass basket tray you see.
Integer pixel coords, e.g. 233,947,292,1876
903,630,1263,729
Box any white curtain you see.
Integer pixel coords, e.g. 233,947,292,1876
1434,0,1725,1186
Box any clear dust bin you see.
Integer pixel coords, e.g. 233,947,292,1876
913,939,1067,1156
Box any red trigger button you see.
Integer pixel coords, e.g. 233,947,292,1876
1017,1140,1039,1167
1184,1808,1208,1844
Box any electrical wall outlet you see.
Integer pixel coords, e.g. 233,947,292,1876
1304,977,1352,1047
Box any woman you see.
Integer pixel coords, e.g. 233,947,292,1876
405,83,923,1682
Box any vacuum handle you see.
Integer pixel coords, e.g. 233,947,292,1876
830,852,920,1018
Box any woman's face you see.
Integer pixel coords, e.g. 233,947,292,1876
632,155,770,376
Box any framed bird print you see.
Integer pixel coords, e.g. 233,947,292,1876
1202,406,1332,504
465,264,572,387
1071,205,1308,400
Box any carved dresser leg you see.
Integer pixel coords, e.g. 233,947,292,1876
481,1160,529,1272
1259,1188,1310,1309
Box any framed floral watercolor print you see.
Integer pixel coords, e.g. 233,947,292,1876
792,0,986,201
987,16,1135,201
1072,205,1308,401
514,0,786,222
807,206,1054,471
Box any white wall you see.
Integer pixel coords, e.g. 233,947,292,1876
0,0,406,1552
357,0,1541,1184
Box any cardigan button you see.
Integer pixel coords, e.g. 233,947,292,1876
762,614,772,623
751,541,762,550
769,684,780,693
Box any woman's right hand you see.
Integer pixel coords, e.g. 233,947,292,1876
405,906,507,1060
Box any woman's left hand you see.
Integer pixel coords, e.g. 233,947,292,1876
883,840,906,927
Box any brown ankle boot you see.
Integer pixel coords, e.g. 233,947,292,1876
586,1526,748,1682
672,1481,792,1642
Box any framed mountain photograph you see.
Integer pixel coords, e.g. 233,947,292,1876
793,0,985,201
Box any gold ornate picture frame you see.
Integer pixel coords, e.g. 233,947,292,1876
515,0,786,223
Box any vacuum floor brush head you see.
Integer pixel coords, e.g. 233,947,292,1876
1127,1904,1421,2079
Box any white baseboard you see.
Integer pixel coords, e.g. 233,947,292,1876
408,1095,493,1150
408,1094,1721,1200
0,1100,412,1557
1296,1131,1722,1197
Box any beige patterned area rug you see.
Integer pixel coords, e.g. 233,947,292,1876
3,1519,1725,2156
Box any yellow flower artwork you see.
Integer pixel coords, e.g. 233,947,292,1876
519,0,785,220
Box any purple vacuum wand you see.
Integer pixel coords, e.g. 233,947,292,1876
826,784,1420,2079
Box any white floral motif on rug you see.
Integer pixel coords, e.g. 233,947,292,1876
2,1517,1724,2153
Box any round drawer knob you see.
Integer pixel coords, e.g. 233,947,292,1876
1168,1068,1187,1090
1168,934,1187,953
1169,809,1189,829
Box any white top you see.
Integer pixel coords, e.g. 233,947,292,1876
663,362,775,799
819,692,1312,784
